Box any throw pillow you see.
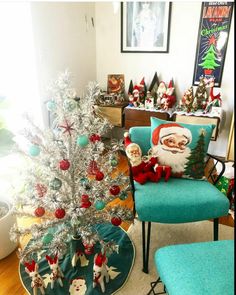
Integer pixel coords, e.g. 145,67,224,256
150,117,215,180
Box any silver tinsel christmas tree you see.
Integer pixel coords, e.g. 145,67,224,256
10,70,133,264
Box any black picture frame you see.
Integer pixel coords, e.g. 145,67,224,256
121,1,172,53
192,2,234,87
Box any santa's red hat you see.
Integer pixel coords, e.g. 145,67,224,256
133,85,139,92
124,132,141,151
152,123,192,145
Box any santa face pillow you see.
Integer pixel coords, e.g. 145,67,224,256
150,117,215,180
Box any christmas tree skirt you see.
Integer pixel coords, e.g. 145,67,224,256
19,223,135,295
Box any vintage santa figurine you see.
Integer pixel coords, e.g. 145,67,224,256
161,80,176,110
124,132,171,183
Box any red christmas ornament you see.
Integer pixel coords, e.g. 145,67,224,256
34,207,45,217
35,183,47,197
109,185,120,196
87,160,99,175
55,208,66,219
111,216,122,226
89,134,101,143
83,242,94,255
59,159,70,170
80,194,92,208
95,171,104,181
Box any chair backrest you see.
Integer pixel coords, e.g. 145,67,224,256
129,127,151,155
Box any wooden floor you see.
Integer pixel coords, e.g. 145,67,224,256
0,152,234,294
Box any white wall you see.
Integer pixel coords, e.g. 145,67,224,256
95,2,234,157
30,2,96,124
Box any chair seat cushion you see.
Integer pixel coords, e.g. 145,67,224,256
155,240,234,295
134,178,229,223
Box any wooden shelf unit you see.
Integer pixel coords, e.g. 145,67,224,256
96,103,128,127
124,107,170,129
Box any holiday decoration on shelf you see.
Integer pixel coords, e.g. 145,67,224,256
149,72,159,99
10,70,133,292
156,79,176,111
192,76,208,111
161,79,176,110
124,132,171,184
204,77,222,113
145,91,154,109
180,86,194,113
137,77,147,103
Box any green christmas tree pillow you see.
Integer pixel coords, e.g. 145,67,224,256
150,117,215,180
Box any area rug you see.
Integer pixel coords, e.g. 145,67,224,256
119,219,234,295
19,223,135,295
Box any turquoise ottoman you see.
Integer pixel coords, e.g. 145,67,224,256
148,240,234,295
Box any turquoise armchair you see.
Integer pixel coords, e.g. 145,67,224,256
128,126,229,273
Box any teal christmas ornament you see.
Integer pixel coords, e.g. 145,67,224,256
111,158,118,167
46,100,56,112
119,191,128,201
95,200,106,210
43,233,54,245
63,99,77,112
80,177,89,185
49,178,62,190
76,135,89,147
29,144,40,157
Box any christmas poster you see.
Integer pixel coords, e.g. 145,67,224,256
192,2,233,87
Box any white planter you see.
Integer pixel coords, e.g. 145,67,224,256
0,200,18,259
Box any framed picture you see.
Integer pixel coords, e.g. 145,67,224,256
121,2,172,53
192,2,234,87
107,74,125,94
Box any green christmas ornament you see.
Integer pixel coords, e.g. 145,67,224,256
76,135,89,147
119,191,128,201
95,200,106,210
49,178,62,190
43,233,53,245
80,177,89,186
111,158,118,167
63,99,77,112
46,100,56,112
29,144,40,157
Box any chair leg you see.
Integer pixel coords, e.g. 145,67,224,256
142,221,152,273
213,218,219,241
146,277,161,295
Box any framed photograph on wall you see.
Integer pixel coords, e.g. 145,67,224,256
192,2,234,87
121,2,172,53
107,74,125,94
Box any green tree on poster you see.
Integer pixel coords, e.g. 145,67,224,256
198,44,221,75
184,129,206,179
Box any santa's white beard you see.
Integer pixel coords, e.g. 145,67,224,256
152,145,191,174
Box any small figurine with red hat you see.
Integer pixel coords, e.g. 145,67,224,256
93,252,110,293
45,254,64,289
24,260,45,295
124,132,171,184
160,80,176,110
